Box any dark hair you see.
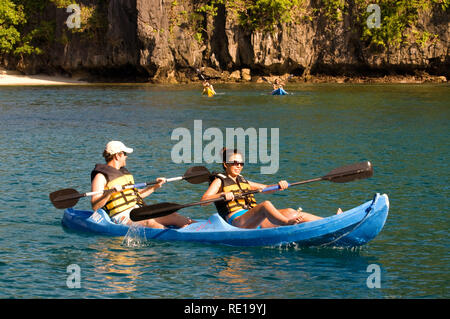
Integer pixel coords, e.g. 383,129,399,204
103,150,115,163
221,148,242,170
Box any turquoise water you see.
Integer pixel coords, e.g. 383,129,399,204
0,83,448,298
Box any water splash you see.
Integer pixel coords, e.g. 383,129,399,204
121,223,148,248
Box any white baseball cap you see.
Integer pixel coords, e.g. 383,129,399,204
104,141,133,156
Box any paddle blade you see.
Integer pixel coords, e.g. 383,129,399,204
130,202,182,221
261,77,272,84
322,161,373,183
49,188,81,209
196,68,206,80
183,166,211,184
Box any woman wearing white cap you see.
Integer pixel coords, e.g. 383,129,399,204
90,141,193,228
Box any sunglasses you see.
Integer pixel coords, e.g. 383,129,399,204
122,152,128,157
227,161,245,167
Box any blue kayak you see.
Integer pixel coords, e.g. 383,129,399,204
271,88,288,95
62,193,388,247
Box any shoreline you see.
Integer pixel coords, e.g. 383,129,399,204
0,68,88,86
0,69,447,86
290,74,448,84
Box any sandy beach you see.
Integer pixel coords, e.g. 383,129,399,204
0,68,87,86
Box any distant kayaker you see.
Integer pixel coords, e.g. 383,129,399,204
272,78,285,90
202,80,216,97
90,141,193,229
201,148,340,229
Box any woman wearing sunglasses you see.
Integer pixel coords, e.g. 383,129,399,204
201,148,331,229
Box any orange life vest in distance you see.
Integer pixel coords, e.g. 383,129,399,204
90,164,144,217
212,173,257,220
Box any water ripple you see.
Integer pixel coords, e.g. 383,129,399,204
1,84,448,298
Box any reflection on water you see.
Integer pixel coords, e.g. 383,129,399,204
217,254,255,298
89,239,145,296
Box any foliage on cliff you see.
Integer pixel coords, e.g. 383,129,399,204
233,0,303,32
0,0,59,58
193,0,448,49
0,0,25,54
1,0,448,76
3,0,449,57
194,0,303,32
353,0,449,50
0,0,106,59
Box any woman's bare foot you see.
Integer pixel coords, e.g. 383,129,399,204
180,218,196,228
336,208,343,215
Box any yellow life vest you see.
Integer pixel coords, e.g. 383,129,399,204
91,164,144,217
202,87,215,97
213,173,257,220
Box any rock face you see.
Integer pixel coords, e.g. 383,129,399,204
3,0,449,82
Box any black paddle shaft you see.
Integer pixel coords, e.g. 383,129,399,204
130,196,225,221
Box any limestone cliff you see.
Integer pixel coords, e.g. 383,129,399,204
1,0,448,82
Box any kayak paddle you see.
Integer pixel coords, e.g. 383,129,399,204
196,68,206,81
261,161,374,191
129,161,373,221
130,196,226,220
49,166,212,209
261,76,273,85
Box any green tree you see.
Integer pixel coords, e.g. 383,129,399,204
0,0,53,57
0,0,26,54
356,0,448,50
196,0,303,33
236,0,303,32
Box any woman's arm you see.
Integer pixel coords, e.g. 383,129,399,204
248,180,267,191
248,180,289,194
201,178,235,205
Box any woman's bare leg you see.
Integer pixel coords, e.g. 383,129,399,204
259,208,322,228
153,212,194,228
233,201,301,229
243,206,343,229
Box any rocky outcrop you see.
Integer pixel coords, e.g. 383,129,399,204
1,0,448,82
214,1,449,80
